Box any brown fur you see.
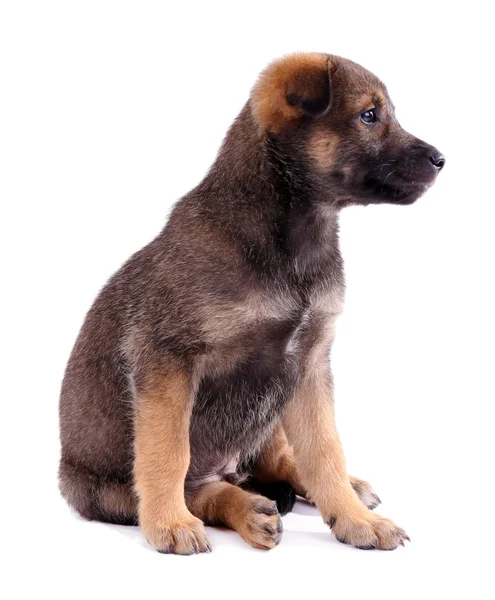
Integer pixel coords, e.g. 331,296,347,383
59,52,443,553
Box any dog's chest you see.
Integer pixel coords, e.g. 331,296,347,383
190,281,343,459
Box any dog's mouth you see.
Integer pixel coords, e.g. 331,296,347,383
359,155,441,206
362,175,431,205
330,147,443,208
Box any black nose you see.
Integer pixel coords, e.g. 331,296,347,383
429,151,445,171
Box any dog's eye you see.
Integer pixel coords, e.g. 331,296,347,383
360,109,377,124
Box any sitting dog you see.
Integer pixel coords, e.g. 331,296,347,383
59,53,445,554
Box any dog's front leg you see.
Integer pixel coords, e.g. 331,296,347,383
282,361,409,550
133,365,211,554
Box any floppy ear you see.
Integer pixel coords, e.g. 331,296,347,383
251,53,332,132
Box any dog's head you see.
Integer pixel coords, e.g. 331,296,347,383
251,53,444,206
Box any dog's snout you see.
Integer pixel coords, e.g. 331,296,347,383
429,151,446,171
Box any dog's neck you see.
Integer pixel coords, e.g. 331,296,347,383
192,103,343,283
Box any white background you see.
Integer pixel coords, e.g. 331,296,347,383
1,1,494,598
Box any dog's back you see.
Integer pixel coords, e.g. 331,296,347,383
59,99,344,522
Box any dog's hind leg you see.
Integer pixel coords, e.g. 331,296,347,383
186,482,283,550
251,423,306,498
252,423,381,511
59,458,138,525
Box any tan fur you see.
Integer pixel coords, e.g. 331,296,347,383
194,287,302,388
254,424,381,510
356,91,389,114
252,423,306,497
282,355,408,550
251,53,330,132
348,475,381,510
133,369,211,554
342,93,379,118
186,482,282,550
308,127,340,171
198,288,299,345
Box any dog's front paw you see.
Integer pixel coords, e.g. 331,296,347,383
142,512,212,555
328,512,409,551
237,495,284,550
350,476,381,510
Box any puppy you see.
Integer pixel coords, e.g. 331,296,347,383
59,53,444,554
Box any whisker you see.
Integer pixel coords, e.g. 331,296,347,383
381,169,396,191
377,159,396,173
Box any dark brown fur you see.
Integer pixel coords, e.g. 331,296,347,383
59,53,443,553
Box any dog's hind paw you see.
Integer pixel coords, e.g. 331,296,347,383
350,476,381,510
242,479,296,516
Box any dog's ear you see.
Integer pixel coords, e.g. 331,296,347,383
251,53,332,132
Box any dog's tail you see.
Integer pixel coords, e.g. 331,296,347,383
59,457,138,525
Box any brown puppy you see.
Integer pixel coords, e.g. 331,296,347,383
59,53,444,554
